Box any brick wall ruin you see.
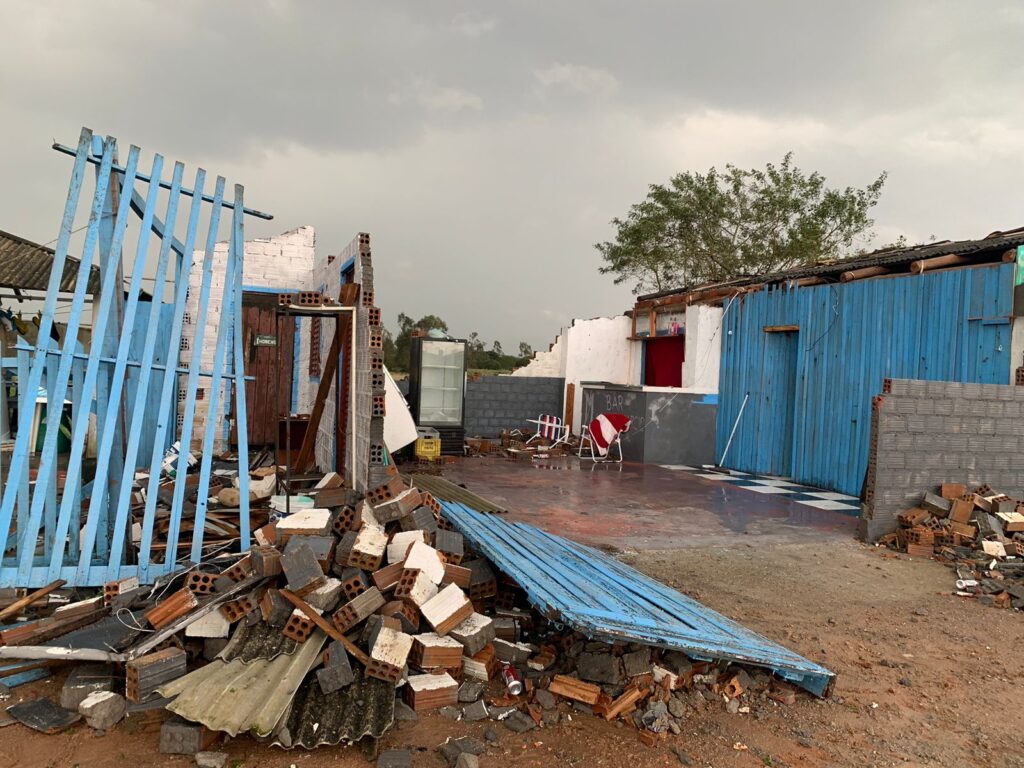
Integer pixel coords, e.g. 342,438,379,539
859,378,1024,541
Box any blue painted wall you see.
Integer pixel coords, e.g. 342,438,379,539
716,262,1015,495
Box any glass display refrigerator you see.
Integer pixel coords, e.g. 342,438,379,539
407,336,468,455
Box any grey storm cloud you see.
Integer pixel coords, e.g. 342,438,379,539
2,0,1023,350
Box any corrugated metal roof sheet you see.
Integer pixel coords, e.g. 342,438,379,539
637,229,1024,302
0,229,102,293
160,629,326,737
441,501,835,696
410,474,508,514
272,668,395,749
220,619,299,663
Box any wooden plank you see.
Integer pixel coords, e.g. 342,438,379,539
564,382,575,435
763,325,800,333
0,579,66,623
278,588,370,666
230,185,252,550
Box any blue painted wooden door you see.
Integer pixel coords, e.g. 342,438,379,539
756,330,799,477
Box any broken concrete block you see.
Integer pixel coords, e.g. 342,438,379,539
493,638,532,665
421,584,474,636
622,648,651,677
377,749,412,768
455,754,479,768
333,530,359,573
449,613,496,657
921,492,952,517
195,752,228,768
332,586,386,631
434,529,464,564
576,652,625,685
79,690,126,731
438,736,486,767
315,471,343,490
458,680,486,703
374,488,424,524
411,632,465,669
405,672,459,711
534,688,557,710
394,568,439,607
159,715,216,755
185,609,230,639
259,588,293,627
367,626,414,684
280,540,326,596
347,525,388,571
503,710,536,733
203,638,229,661
317,640,355,694
277,507,334,537
462,699,488,721
388,530,425,564
303,577,343,612
403,541,445,584
60,663,114,711
400,506,438,536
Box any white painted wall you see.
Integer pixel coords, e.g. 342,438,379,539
563,316,643,433
179,226,316,452
511,331,565,377
681,304,722,392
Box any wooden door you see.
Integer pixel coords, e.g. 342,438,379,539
236,293,295,446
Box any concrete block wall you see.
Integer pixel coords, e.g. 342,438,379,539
859,378,1024,541
464,376,565,438
178,226,316,452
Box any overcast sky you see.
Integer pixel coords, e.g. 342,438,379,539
2,1,1023,351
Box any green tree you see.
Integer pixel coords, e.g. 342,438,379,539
597,153,887,293
390,313,448,372
518,341,533,359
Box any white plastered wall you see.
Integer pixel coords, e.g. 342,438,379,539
179,226,316,452
563,316,642,433
681,304,723,392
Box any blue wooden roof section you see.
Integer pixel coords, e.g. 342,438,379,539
442,501,835,697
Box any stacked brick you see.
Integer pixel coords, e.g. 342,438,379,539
463,376,565,439
859,378,1024,542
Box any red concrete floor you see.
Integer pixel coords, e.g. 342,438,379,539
443,457,858,551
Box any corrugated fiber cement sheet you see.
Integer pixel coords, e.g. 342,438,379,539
442,501,835,697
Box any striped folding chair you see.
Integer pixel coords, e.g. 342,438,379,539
578,412,631,463
525,414,569,447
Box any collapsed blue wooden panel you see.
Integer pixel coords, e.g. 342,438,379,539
441,501,835,697
715,263,1014,495
0,128,263,587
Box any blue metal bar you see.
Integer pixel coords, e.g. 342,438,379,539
123,183,186,258
164,177,226,570
15,138,126,582
33,145,142,581
229,184,251,550
68,353,84,562
51,142,273,220
13,348,29,561
17,345,253,380
138,168,207,583
85,158,179,582
0,128,92,562
42,346,57,564
189,245,238,563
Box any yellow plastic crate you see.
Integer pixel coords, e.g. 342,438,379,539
414,437,441,460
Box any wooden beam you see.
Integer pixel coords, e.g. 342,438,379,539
910,253,969,274
840,266,889,282
763,325,799,333
279,588,370,666
0,580,66,624
647,309,656,337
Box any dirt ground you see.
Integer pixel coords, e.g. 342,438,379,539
1,537,1020,768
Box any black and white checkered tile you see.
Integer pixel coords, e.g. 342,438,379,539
659,465,861,516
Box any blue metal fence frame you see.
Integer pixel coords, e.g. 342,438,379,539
0,128,267,587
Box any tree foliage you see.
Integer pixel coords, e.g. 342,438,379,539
596,153,887,293
383,313,533,372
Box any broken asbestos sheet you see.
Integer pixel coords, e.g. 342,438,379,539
440,501,835,697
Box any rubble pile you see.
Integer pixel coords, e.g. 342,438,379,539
880,482,1024,610
0,470,806,758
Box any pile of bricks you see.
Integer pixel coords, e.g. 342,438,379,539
879,481,1024,610
0,466,809,759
